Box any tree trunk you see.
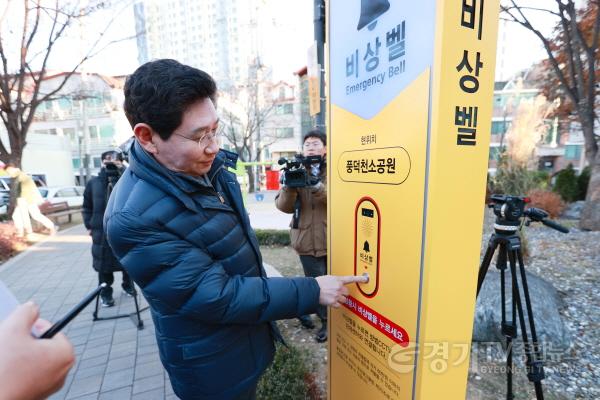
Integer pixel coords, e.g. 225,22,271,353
580,154,600,230
246,166,256,193
578,111,600,230
6,145,24,217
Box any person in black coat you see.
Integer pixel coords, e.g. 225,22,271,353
82,151,134,307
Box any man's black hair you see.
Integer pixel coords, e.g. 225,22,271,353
303,129,326,146
123,59,217,141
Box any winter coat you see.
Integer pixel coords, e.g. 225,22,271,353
14,170,43,205
82,168,123,273
275,169,327,257
104,140,320,400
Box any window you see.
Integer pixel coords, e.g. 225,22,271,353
276,104,293,115
100,125,115,138
56,188,78,198
89,126,99,140
34,128,57,135
63,127,76,142
93,157,102,168
37,102,48,111
85,94,103,108
58,98,72,110
494,95,508,107
72,159,81,169
279,152,296,160
542,120,556,144
491,121,509,135
489,146,505,161
275,127,294,138
564,144,582,160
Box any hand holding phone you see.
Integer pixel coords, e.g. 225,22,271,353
0,302,75,400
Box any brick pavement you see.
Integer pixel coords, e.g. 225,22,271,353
0,211,284,400
0,224,176,400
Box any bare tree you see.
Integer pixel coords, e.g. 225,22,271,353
0,0,133,167
220,77,277,193
501,0,600,230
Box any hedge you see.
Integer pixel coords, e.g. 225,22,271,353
254,229,291,246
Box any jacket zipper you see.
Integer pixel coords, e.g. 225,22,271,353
209,166,225,203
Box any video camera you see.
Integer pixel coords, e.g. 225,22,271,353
104,161,122,179
278,154,323,188
489,194,568,233
101,150,125,191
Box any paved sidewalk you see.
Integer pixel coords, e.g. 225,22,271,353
0,224,175,400
246,190,291,230
0,220,284,400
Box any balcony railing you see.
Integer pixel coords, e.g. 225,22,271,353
33,106,113,122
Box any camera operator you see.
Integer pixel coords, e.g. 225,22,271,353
82,151,135,307
275,130,329,342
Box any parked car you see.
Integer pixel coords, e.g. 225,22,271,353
0,191,7,214
0,175,48,214
0,175,46,190
38,186,85,208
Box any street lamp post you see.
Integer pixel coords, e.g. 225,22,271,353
314,0,326,131
82,97,91,184
78,131,84,185
73,89,92,185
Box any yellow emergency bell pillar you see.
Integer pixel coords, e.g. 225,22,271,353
327,1,499,399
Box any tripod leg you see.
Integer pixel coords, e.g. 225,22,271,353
498,243,516,400
132,287,144,329
516,250,545,399
508,249,544,400
93,291,100,320
477,236,498,297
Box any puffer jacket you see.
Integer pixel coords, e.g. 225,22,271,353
82,168,123,273
104,140,320,400
14,170,43,205
274,169,327,257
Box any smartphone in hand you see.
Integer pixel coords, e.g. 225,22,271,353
39,283,106,339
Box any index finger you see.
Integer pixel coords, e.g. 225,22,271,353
339,275,369,285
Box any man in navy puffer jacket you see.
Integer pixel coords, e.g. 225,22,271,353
104,59,366,400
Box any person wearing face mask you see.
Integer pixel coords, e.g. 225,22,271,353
82,150,135,307
275,130,329,343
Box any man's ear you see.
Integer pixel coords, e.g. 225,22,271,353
133,123,159,154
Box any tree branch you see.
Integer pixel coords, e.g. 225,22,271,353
503,1,580,107
502,5,561,18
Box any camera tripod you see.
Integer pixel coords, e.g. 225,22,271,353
476,196,569,400
92,284,147,329
91,163,148,329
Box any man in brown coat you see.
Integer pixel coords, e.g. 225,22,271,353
275,130,328,342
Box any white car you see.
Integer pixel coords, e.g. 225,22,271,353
38,186,85,208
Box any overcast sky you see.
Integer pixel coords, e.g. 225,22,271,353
7,1,560,83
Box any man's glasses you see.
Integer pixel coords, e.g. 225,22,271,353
172,127,222,147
